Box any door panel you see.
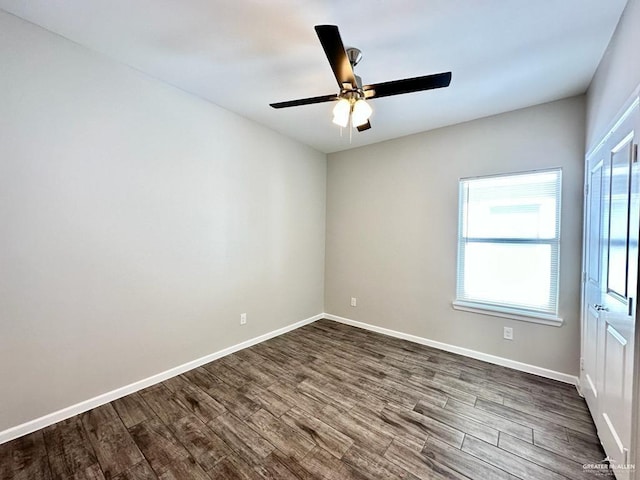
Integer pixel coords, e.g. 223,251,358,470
606,134,633,300
584,304,599,399
602,322,629,454
588,162,603,285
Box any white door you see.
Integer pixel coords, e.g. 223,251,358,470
582,156,605,407
582,101,638,478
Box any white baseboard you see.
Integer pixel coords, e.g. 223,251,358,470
0,313,323,445
1,311,581,445
324,313,579,387
575,378,585,398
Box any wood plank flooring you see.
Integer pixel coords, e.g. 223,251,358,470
0,320,609,479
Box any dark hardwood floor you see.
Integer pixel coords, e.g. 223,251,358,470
0,319,608,479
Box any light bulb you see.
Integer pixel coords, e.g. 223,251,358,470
332,114,349,128
332,98,350,128
351,99,372,127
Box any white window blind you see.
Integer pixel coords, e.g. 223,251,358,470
456,168,562,317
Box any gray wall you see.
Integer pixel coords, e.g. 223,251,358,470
0,11,326,432
587,0,640,150
325,96,586,376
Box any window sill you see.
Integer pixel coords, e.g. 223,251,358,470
452,300,563,327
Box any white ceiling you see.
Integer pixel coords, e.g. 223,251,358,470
0,1,628,153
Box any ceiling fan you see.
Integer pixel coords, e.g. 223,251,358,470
270,25,452,132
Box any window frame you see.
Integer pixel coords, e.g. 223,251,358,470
452,168,564,327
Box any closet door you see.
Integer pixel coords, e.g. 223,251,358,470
600,121,637,474
582,156,606,409
582,101,638,476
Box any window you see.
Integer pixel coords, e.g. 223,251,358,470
453,168,562,325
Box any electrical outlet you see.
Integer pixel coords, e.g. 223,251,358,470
240,313,247,325
351,297,357,307
503,327,513,340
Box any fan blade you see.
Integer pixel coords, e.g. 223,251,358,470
364,72,451,99
357,121,371,132
270,94,338,109
315,25,357,89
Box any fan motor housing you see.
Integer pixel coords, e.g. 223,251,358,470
346,47,362,67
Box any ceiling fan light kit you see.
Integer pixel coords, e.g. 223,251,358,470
332,98,351,127
351,99,372,127
331,95,372,129
270,24,452,137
